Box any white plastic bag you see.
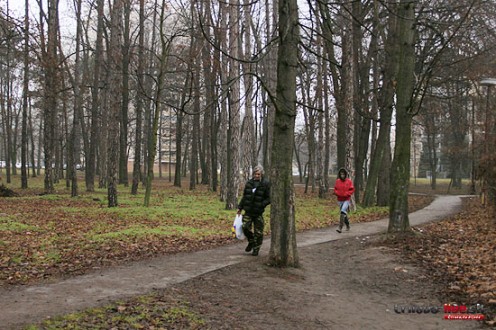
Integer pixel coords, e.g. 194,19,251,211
232,214,245,240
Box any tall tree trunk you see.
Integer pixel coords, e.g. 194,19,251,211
174,82,189,188
205,0,221,192
351,0,363,202
86,0,104,192
69,0,84,197
424,111,438,190
314,20,326,198
131,0,145,195
363,3,399,207
119,0,131,186
1,78,12,184
28,101,37,177
323,64,331,193
43,0,59,194
210,33,220,192
376,132,391,206
190,66,201,190
218,2,228,201
301,94,316,193
142,0,159,187
21,0,29,189
174,107,183,187
261,0,277,171
200,0,212,186
99,86,109,189
107,0,123,207
210,65,219,192
144,1,173,206
388,0,416,233
318,2,344,172
341,3,354,172
268,0,299,268
189,0,200,190
240,0,256,181
225,0,241,210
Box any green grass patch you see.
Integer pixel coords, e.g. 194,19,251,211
34,250,61,264
27,295,206,329
0,218,39,232
87,224,218,242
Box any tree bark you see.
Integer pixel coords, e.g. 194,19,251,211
69,0,84,197
86,0,104,192
218,1,228,201
119,0,132,186
21,0,29,189
141,0,159,187
144,1,173,206
42,0,59,194
268,0,299,268
131,0,145,195
200,0,212,186
225,0,241,210
388,0,416,233
107,0,123,207
240,0,256,182
263,0,277,172
362,2,399,207
190,65,200,191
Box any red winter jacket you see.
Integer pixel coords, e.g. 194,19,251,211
334,178,355,201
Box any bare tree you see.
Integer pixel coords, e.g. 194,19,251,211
362,2,398,207
144,1,176,206
131,0,145,195
41,0,60,194
218,1,228,201
198,0,212,186
240,0,257,182
119,0,132,186
86,0,104,192
107,0,123,207
65,0,84,197
388,0,416,232
224,0,242,210
268,0,299,267
21,0,29,189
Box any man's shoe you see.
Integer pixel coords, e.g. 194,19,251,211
251,249,259,256
245,242,253,252
346,224,350,231
336,226,342,234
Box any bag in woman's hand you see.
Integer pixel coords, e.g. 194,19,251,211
232,214,245,240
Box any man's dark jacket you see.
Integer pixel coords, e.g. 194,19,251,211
238,178,271,216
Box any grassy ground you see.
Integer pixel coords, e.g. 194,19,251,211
0,174,433,286
4,174,494,328
408,177,476,195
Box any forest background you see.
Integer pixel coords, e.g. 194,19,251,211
1,0,496,327
1,0,496,257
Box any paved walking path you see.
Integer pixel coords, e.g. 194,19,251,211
0,195,465,329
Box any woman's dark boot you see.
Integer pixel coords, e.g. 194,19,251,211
336,213,345,233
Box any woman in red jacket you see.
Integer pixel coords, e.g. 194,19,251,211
333,168,355,233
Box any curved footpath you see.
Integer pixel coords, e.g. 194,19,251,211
0,195,465,329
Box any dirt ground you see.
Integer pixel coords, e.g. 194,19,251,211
5,195,492,329
147,235,485,330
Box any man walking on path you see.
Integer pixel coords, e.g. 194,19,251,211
237,165,271,256
334,168,355,233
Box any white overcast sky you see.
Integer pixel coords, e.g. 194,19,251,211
5,0,74,38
